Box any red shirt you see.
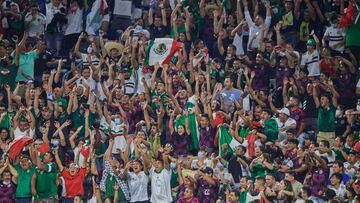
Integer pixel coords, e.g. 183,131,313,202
320,59,337,77
61,168,87,197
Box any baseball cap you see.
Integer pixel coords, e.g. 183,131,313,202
201,167,214,174
278,107,290,116
56,98,68,109
306,39,316,46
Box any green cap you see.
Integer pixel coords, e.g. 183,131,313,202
56,98,68,109
306,39,316,46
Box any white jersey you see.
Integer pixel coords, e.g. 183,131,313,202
324,26,345,52
128,171,149,202
301,50,320,76
14,127,35,139
24,12,46,37
149,166,172,203
245,11,271,50
65,8,83,35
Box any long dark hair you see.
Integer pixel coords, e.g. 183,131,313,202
282,180,294,201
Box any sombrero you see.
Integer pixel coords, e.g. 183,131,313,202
104,41,123,56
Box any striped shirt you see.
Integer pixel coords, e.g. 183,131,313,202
324,26,345,52
301,50,320,76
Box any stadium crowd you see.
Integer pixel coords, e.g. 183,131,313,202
0,0,359,202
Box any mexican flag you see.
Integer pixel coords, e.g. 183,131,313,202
175,100,200,151
85,0,108,35
145,38,182,66
8,136,33,160
80,139,92,159
175,112,200,151
218,125,241,156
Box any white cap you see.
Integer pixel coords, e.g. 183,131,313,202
278,107,290,116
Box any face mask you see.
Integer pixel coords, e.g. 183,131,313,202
238,118,244,127
87,47,93,54
170,162,177,170
114,118,121,125
217,162,225,170
335,110,342,118
52,140,60,147
134,25,143,30
197,151,204,158
357,105,360,111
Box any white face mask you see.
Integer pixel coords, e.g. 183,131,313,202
170,162,177,170
2,180,10,185
114,118,121,125
87,46,93,54
197,151,204,158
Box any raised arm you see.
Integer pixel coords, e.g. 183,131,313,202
74,32,84,58
54,149,64,172
312,83,320,108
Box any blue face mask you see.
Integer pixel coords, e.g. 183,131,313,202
197,151,204,158
52,140,60,147
170,162,177,170
114,118,121,125
217,162,225,170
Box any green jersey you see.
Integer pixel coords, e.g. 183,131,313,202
15,164,35,198
35,162,58,199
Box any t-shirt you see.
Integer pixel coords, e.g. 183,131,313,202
128,171,149,202
275,117,297,141
149,167,172,203
65,8,83,35
328,184,347,198
14,127,35,139
12,50,38,82
35,162,58,199
282,11,298,33
233,31,244,56
301,50,320,76
245,11,271,50
61,168,87,197
15,164,35,198
315,150,336,164
71,109,95,137
34,51,52,79
24,12,46,37
318,106,336,132
251,62,271,91
324,25,345,52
